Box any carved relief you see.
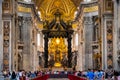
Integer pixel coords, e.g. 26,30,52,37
106,20,113,69
3,21,10,70
84,17,93,24
104,0,113,12
2,0,11,13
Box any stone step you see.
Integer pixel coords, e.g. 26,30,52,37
47,78,69,80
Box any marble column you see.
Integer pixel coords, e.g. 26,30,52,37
67,34,72,68
84,16,93,69
44,33,48,68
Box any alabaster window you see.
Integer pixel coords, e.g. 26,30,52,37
74,11,78,18
24,0,31,2
75,33,78,46
84,0,97,2
84,0,91,2
37,33,40,46
38,11,42,21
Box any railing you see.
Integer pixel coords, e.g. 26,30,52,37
31,75,49,80
68,74,87,80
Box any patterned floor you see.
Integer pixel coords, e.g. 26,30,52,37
47,78,69,80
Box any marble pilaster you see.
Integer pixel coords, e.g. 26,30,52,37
11,0,16,71
113,0,120,71
72,32,76,49
76,29,84,71
0,0,4,79
102,14,113,70
33,29,37,71
0,0,3,72
84,16,93,69
22,17,32,71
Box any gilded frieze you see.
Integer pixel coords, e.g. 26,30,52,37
83,6,98,13
18,5,31,13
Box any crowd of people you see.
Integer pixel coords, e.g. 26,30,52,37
1,69,120,80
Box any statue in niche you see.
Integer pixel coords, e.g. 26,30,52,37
117,51,120,67
61,54,68,67
94,53,101,69
18,52,23,70
39,56,42,67
48,54,55,68
72,51,77,68
18,17,23,41
39,53,44,68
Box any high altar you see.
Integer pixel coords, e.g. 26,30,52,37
48,38,68,67
42,10,74,68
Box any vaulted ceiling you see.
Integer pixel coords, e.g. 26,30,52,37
33,0,83,22
34,0,83,7
71,0,83,7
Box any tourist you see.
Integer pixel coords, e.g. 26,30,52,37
97,70,103,80
105,70,108,80
112,70,119,80
118,72,120,80
10,71,17,80
94,70,98,79
30,71,36,79
86,69,94,80
3,70,8,78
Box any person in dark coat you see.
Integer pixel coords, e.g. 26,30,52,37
10,71,17,80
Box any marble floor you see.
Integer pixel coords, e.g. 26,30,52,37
47,78,69,80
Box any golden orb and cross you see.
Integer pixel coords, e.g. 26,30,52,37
48,37,67,67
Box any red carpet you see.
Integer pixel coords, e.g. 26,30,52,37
68,74,87,80
32,74,87,80
32,75,49,80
